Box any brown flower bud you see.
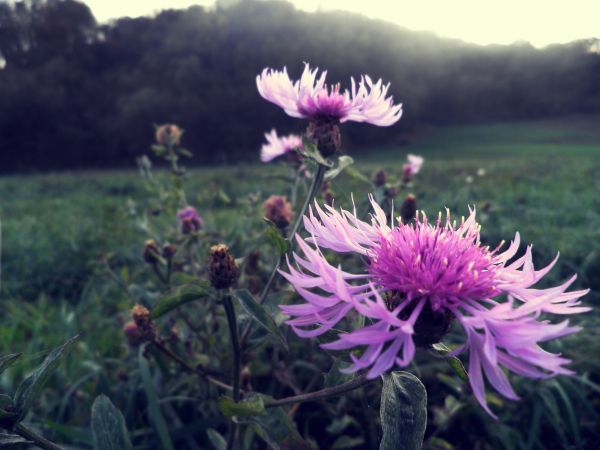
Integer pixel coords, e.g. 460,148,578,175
162,243,177,260
123,321,142,346
263,195,294,230
209,244,240,289
306,119,341,157
155,124,182,146
130,304,156,343
372,169,388,187
400,194,417,223
143,239,161,264
131,304,150,327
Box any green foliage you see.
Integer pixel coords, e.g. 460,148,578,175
91,394,133,450
380,372,428,450
234,289,288,350
151,282,213,319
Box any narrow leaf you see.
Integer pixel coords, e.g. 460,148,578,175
431,343,469,382
91,394,133,450
234,290,288,350
0,395,16,420
300,138,333,167
151,282,212,319
206,428,227,450
0,433,31,448
379,371,427,450
264,222,290,256
0,354,21,376
138,346,175,450
324,155,354,181
218,394,265,418
14,336,78,420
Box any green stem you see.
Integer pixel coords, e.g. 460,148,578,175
264,374,374,408
222,293,241,450
14,423,65,450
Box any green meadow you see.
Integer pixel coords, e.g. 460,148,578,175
1,116,599,449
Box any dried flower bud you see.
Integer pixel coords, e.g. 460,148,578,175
209,244,240,289
131,304,150,327
400,194,417,223
263,195,294,230
123,321,142,346
143,239,161,264
162,243,177,259
156,124,182,146
306,119,341,157
130,304,156,343
372,169,388,187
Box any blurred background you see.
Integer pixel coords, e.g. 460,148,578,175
1,1,600,449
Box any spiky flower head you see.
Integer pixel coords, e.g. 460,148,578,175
257,63,403,126
209,244,240,290
156,124,182,146
261,129,303,163
177,206,204,234
279,197,589,416
263,195,294,230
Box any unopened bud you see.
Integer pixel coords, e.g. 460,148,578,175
123,321,142,346
130,304,156,343
263,195,293,230
306,119,341,157
372,169,388,187
131,304,150,327
209,244,240,289
143,239,161,264
162,243,177,259
385,186,398,200
156,124,182,146
400,194,417,223
177,206,203,234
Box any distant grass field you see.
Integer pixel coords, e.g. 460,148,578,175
1,116,599,449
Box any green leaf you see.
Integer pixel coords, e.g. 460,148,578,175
324,155,354,181
218,393,265,418
344,166,371,185
138,346,175,450
0,395,16,420
234,290,288,350
379,371,427,450
0,354,21,376
14,336,78,420
151,282,212,319
178,148,193,158
264,222,290,256
91,394,133,450
431,343,469,383
151,145,167,156
0,433,31,448
300,138,333,167
206,428,227,450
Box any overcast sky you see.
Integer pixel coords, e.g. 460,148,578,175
83,0,600,48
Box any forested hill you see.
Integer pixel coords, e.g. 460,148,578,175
1,0,599,171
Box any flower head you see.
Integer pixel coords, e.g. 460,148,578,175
177,206,204,234
156,124,182,146
256,63,403,126
261,129,303,163
263,195,294,230
279,197,589,416
402,154,424,181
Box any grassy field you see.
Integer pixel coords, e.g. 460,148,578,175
1,116,599,449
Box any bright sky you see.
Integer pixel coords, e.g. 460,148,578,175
84,0,600,48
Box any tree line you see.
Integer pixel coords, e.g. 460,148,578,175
1,0,599,171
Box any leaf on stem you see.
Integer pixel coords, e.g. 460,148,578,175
263,221,290,256
218,393,265,418
431,343,469,383
379,371,427,450
151,282,213,319
234,290,288,351
324,155,354,181
300,138,333,167
91,394,133,450
14,336,79,421
0,354,21,376
0,433,32,448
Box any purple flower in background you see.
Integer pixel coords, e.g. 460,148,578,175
177,206,204,234
256,63,403,126
402,154,424,181
260,129,303,163
279,197,589,416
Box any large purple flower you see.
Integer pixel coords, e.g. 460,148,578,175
256,63,403,126
279,197,589,415
260,129,303,163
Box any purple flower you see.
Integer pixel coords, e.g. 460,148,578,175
177,206,204,234
402,154,424,180
279,197,589,416
256,63,403,126
261,129,303,163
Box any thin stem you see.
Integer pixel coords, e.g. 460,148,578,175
152,340,233,392
240,163,327,346
222,293,241,450
264,374,375,408
14,423,65,450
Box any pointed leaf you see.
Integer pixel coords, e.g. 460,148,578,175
151,282,212,319
218,393,265,418
379,372,427,450
264,222,290,256
0,354,21,376
0,433,31,448
14,336,78,420
300,138,333,167
234,290,287,350
431,343,469,382
206,428,227,450
324,155,354,181
91,394,133,450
